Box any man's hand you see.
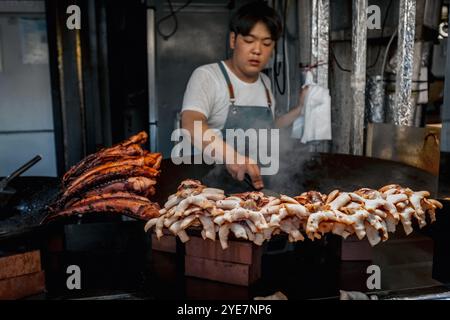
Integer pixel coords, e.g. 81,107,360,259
181,110,264,189
225,159,264,190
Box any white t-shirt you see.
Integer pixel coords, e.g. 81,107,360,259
182,62,275,131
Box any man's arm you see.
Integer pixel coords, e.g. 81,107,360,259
275,105,303,128
181,110,264,189
274,86,309,129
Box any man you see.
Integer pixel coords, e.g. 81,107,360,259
181,1,308,189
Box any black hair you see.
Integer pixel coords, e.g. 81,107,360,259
230,1,282,41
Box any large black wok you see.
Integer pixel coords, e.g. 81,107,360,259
154,152,438,203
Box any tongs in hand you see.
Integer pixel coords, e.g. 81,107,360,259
243,174,279,197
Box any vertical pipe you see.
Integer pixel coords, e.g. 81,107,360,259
350,0,368,155
46,0,65,176
98,0,112,147
298,0,312,67
308,0,331,153
441,11,450,153
147,8,158,152
438,5,450,199
394,0,416,126
75,29,86,157
311,0,330,89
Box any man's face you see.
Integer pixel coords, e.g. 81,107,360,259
230,21,275,79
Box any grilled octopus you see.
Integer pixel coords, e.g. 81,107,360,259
42,192,160,223
52,165,160,210
62,176,157,209
62,131,149,187
43,131,162,223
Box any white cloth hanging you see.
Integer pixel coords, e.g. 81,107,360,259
291,71,332,143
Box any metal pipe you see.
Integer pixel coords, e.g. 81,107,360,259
98,0,112,147
75,28,86,157
441,11,450,152
298,0,312,67
350,0,368,155
307,0,331,153
366,75,384,123
147,8,158,152
311,0,330,89
394,0,416,126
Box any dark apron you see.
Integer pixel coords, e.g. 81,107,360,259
217,61,274,163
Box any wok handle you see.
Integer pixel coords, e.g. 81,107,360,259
3,155,42,185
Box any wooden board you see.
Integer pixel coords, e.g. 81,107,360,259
185,255,260,286
185,236,261,265
151,228,177,253
184,236,262,286
151,233,177,253
341,236,373,261
0,251,41,280
0,271,46,300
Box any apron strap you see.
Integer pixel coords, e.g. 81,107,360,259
260,77,272,108
218,62,236,105
218,61,272,108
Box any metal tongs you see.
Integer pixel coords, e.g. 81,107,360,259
243,174,279,197
0,155,42,206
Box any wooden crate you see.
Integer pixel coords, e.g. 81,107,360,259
0,250,46,299
0,250,42,280
0,271,46,300
341,236,373,261
151,229,177,253
184,236,262,286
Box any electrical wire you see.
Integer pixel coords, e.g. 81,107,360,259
367,0,393,69
273,0,280,77
331,0,393,73
274,0,287,95
330,45,351,72
380,27,398,86
285,23,291,112
156,0,193,41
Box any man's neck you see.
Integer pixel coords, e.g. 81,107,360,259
224,59,259,83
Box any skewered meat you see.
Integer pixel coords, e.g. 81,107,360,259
146,180,443,250
176,179,205,198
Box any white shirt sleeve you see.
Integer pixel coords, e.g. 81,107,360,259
182,67,216,118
